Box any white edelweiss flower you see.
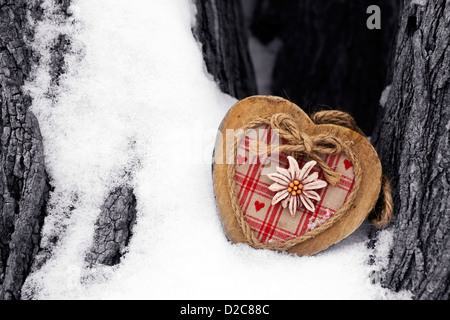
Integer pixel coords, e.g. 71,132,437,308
267,156,327,217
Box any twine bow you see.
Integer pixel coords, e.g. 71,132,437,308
247,113,349,186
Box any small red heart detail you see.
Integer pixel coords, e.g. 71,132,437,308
237,155,247,166
254,201,265,212
344,159,352,170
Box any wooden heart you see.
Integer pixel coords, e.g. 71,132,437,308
213,96,383,256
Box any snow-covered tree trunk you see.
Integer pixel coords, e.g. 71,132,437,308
0,0,138,299
373,0,450,300
41,1,139,270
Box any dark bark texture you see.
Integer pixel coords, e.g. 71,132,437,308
86,186,137,266
250,0,401,135
374,0,450,300
192,0,257,99
0,0,48,300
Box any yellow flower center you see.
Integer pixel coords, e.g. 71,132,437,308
288,181,303,195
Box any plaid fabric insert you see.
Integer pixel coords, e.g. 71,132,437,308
235,126,355,244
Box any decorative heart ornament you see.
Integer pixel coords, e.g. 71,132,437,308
213,96,391,256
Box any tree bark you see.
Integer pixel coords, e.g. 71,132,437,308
86,186,137,267
192,0,257,99
0,0,48,300
373,0,450,300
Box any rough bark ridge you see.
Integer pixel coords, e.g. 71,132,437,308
86,186,137,266
0,0,48,300
250,0,401,135
192,0,257,99
374,0,450,300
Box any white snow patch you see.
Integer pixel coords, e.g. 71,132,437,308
22,0,408,300
412,0,427,6
379,85,391,108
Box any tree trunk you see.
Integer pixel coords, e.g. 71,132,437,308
0,0,48,300
192,0,257,99
373,0,450,300
250,0,401,135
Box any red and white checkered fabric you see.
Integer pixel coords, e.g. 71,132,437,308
235,126,355,243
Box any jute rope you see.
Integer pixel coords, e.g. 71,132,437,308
226,111,393,251
310,110,393,228
311,110,365,136
369,174,393,228
247,113,343,186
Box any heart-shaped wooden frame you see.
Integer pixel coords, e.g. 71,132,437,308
213,95,382,256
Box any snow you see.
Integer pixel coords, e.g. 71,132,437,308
379,85,392,108
412,0,427,6
21,0,411,300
